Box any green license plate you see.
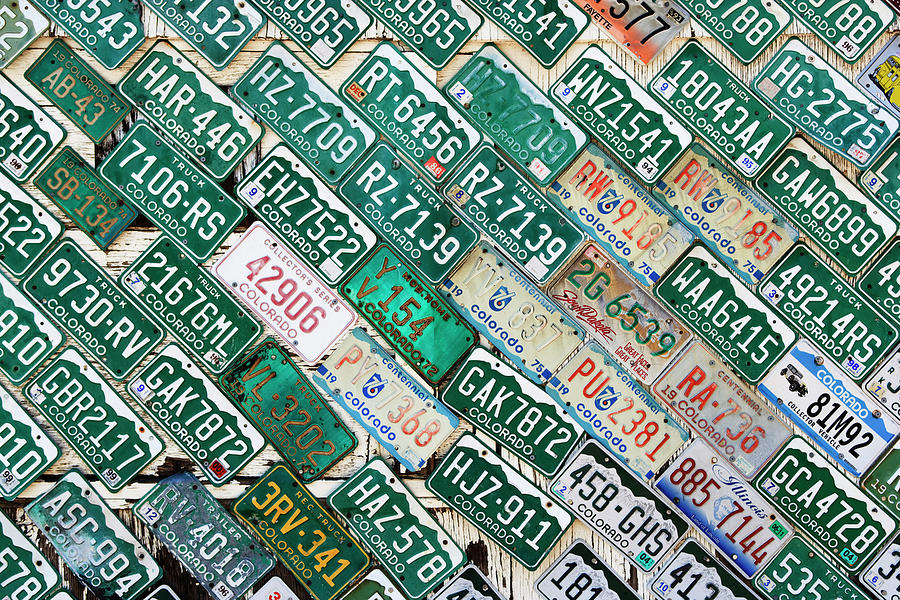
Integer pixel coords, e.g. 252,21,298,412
28,470,161,600
550,243,693,385
579,0,688,64
0,172,62,277
128,343,265,485
118,41,262,180
342,41,480,183
312,327,458,472
550,440,688,571
649,40,791,178
755,137,896,275
234,464,370,600
0,270,62,384
756,436,894,570
653,342,791,478
446,44,588,186
754,38,898,167
433,566,504,600
21,238,163,379
99,122,246,262
0,381,58,500
330,457,465,599
232,41,376,185
547,143,694,287
219,338,357,480
236,144,376,284
0,72,65,182
861,537,900,600
680,0,790,63
772,0,891,62
26,347,164,491
756,536,867,600
653,143,799,286
655,244,795,383
135,472,274,600
552,44,692,184
342,570,406,600
442,242,585,385
0,0,47,68
760,243,897,380
653,538,760,600
356,0,480,69
29,0,143,69
35,147,136,250
338,142,477,284
341,244,476,385
146,587,179,600
865,446,900,518
443,347,581,477
537,540,639,600
25,39,132,143
122,235,261,373
860,136,900,215
0,508,58,599
444,145,585,283
858,238,900,328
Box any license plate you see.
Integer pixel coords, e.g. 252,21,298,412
864,446,900,518
552,45,691,183
756,536,867,600
341,570,406,600
860,137,900,214
128,343,266,485
754,38,898,167
760,243,897,380
27,470,161,600
656,439,793,577
99,122,246,262
652,538,759,600
446,44,588,186
35,147,135,250
550,440,688,571
232,42,376,185
146,587,179,600
338,142,478,284
0,172,62,277
0,382,58,500
649,40,791,178
653,143,799,285
773,0,891,62
30,0,143,69
312,327,458,472
866,350,900,416
755,436,894,571
754,137,896,275
858,36,900,120
330,457,464,599
545,341,689,480
426,433,572,569
343,244,476,385
546,144,694,287
433,566,505,600
219,338,358,480
0,270,62,383
0,509,58,599
443,347,581,477
341,42,480,183
863,538,900,600
442,242,584,385
214,222,355,363
579,0,688,64
122,235,261,372
859,238,900,328
135,473,274,600
118,41,262,180
550,244,693,385
0,0,47,68
249,579,298,600
655,244,796,383
758,339,900,476
536,540,639,600
679,0,789,63
22,239,162,380
443,145,585,282
26,347,164,491
25,39,132,143
653,342,791,478
0,73,65,181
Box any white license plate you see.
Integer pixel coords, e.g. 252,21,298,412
863,538,900,600
867,351,900,418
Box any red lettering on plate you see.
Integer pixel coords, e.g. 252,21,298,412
424,156,445,179
551,290,615,342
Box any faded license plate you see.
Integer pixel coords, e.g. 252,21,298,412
0,508,58,599
653,538,759,600
649,40,791,177
857,36,900,120
338,142,477,284
867,350,900,416
330,457,464,599
657,439,793,577
426,433,572,569
862,537,900,600
859,238,900,328
433,566,505,600
536,540,639,600
755,536,869,600
342,42,479,183
313,327,458,472
444,144,585,283
118,41,262,179
0,382,58,500
341,570,406,600
0,171,62,276
773,0,891,62
446,44,588,186
680,0,789,63
0,0,47,68
861,136,900,214
653,342,791,478
0,271,62,384
99,123,246,262
128,343,266,485
551,440,688,571
580,0,687,63
135,473,274,600
0,72,65,181
443,347,581,476
864,447,900,518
